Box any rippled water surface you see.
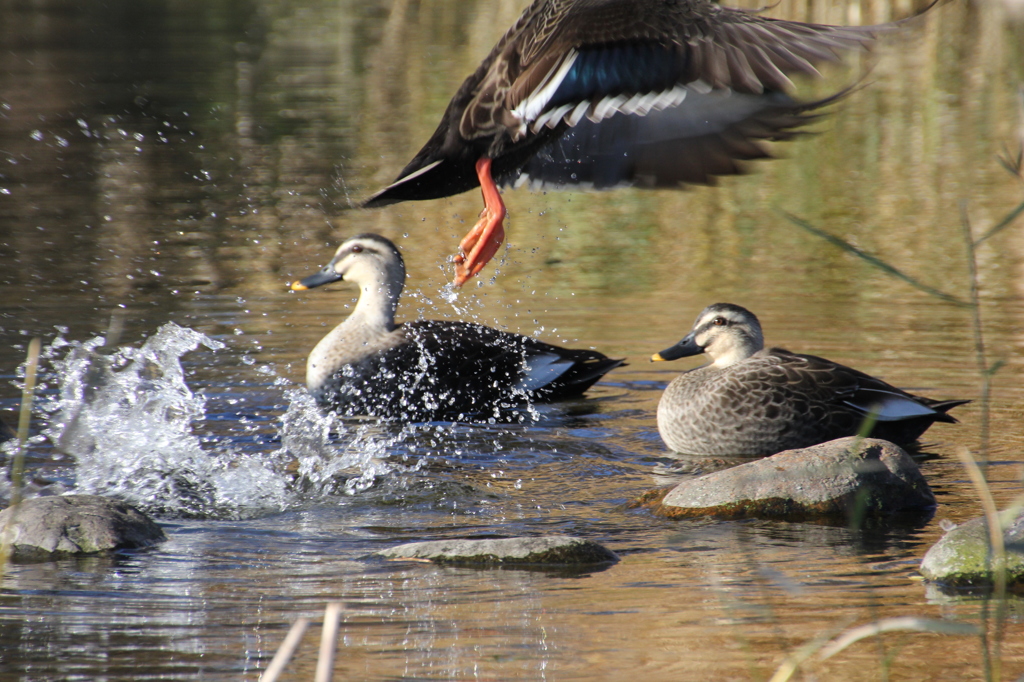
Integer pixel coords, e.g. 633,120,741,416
2,0,1024,679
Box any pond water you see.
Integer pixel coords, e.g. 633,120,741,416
2,0,1024,679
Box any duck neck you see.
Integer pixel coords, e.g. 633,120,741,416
306,267,404,395
709,335,761,368
348,275,401,333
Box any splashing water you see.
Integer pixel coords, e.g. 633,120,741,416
32,322,405,519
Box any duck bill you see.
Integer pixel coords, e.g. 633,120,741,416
291,265,342,291
651,333,703,362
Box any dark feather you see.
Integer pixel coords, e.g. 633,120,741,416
512,89,833,190
363,0,894,208
318,319,624,422
759,348,968,447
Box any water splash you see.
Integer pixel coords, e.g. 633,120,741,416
32,322,405,519
276,388,399,496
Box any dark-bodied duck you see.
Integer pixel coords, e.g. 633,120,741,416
652,303,968,456
290,234,624,422
363,0,904,285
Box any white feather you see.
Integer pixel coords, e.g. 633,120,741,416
511,50,580,126
844,391,938,421
515,353,573,392
564,100,592,127
589,94,629,123
385,159,443,188
531,103,575,132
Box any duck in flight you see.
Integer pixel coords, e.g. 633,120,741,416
290,234,624,422
362,0,900,285
652,303,968,456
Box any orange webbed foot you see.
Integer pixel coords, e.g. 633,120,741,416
453,158,507,286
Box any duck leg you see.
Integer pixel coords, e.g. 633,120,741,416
453,157,506,286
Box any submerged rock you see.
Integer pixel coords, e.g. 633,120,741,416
920,511,1024,587
635,437,935,521
0,494,166,560
377,536,619,567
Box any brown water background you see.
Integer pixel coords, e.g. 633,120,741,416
2,0,1024,679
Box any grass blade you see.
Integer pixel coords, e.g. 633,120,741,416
315,603,344,682
1,338,42,573
260,617,310,682
817,616,981,661
779,211,968,307
975,198,1024,245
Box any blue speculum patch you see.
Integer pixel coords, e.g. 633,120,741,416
545,43,681,110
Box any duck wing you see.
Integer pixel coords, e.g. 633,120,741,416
513,88,831,190
762,348,967,444
400,320,624,399
363,0,886,207
324,320,622,420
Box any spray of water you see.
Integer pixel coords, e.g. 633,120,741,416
31,322,405,519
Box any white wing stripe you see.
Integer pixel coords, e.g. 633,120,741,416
515,353,573,392
842,396,938,421
580,85,689,126
511,49,580,125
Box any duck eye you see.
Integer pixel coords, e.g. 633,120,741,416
713,317,727,326
350,244,363,253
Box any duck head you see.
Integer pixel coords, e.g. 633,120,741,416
291,233,406,330
652,303,764,368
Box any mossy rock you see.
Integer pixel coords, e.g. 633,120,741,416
0,495,166,561
920,512,1024,587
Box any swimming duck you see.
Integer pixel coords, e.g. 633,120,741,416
290,234,624,421
362,0,896,285
652,303,968,456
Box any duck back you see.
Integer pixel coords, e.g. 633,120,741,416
657,348,965,456
316,320,623,422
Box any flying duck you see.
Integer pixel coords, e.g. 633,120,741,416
362,0,900,285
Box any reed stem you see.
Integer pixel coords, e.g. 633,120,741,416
0,338,42,574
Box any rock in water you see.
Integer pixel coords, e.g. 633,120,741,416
635,437,935,521
377,536,618,567
920,511,1024,587
0,495,166,560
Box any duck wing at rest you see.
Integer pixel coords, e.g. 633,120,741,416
319,319,624,422
756,348,969,447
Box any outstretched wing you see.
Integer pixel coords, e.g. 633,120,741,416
363,0,887,206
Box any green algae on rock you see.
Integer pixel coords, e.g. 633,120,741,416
920,512,1024,588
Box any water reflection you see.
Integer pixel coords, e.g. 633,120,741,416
1,0,1024,679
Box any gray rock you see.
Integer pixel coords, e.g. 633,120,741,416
377,536,619,567
638,437,935,521
920,511,1024,587
0,495,166,560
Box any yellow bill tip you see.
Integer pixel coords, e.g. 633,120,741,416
651,353,666,362
290,280,308,291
